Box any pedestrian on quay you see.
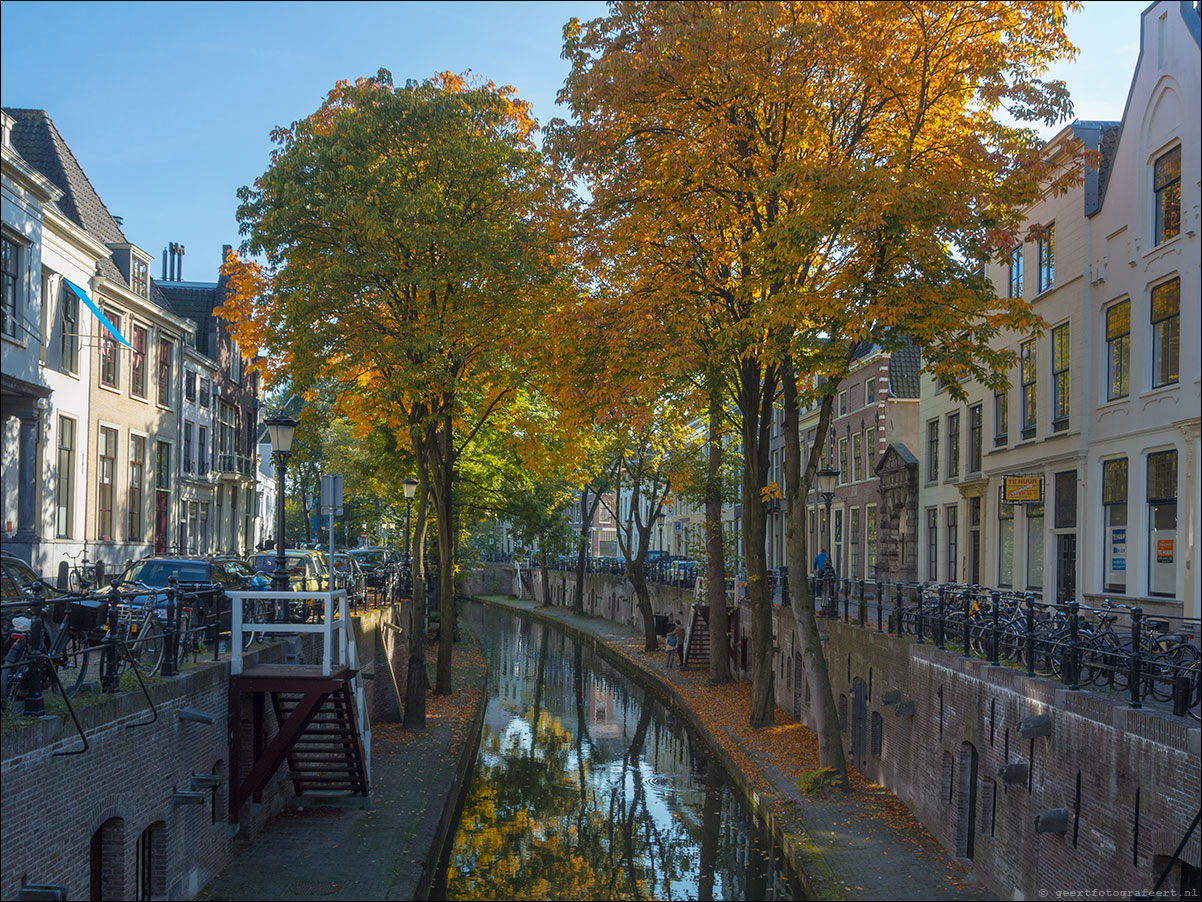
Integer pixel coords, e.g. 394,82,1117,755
665,619,680,668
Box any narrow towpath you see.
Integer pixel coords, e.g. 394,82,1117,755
477,595,997,902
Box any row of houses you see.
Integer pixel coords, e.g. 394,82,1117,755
1,108,273,581
514,0,1200,620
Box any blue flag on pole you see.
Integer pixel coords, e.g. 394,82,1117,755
63,279,132,348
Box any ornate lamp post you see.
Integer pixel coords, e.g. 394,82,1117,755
265,414,299,621
402,477,418,592
816,466,840,617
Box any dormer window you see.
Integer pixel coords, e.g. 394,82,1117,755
131,258,149,298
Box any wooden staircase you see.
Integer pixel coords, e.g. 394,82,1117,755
228,665,369,824
684,603,741,669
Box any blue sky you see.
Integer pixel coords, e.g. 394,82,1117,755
1,1,1146,281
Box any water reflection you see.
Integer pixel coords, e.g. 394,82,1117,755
443,604,803,901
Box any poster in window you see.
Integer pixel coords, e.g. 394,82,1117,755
1156,539,1174,563
1109,527,1126,572
1003,475,1043,503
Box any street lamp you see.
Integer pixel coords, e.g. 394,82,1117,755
402,477,418,593
816,466,840,616
265,414,299,621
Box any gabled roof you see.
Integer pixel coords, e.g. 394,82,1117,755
887,341,921,399
156,282,219,356
3,108,128,284
875,442,918,475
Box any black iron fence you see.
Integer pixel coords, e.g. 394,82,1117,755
804,574,1200,719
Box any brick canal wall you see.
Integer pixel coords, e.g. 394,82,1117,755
0,604,409,901
470,563,1200,898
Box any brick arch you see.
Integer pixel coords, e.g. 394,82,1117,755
90,816,125,901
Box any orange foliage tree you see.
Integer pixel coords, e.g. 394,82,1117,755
554,1,1080,783
219,69,573,699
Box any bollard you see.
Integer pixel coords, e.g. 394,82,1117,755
1025,595,1037,677
962,589,972,658
858,579,866,627
990,591,1001,666
1067,600,1080,690
876,580,884,632
1128,607,1143,709
161,578,179,678
894,583,903,636
936,586,946,649
22,585,47,717
102,595,120,693
1173,674,1191,717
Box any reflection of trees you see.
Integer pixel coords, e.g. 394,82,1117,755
450,605,797,900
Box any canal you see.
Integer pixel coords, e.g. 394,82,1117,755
439,602,805,901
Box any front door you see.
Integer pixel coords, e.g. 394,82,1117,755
1057,533,1077,602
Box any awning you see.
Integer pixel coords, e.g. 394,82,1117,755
63,279,131,348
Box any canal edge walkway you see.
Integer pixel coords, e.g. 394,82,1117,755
474,594,996,902
197,629,488,902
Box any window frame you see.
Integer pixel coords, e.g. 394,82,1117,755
927,419,939,483
927,507,938,582
946,412,961,478
946,505,958,583
994,390,1008,448
157,337,174,407
1020,338,1037,438
1106,300,1130,401
1153,144,1181,246
56,416,75,538
97,426,117,541
968,403,983,474
59,281,79,374
1,233,21,340
130,323,149,399
128,434,145,540
1051,321,1070,430
1151,277,1179,389
99,310,122,389
1008,245,1024,298
1037,223,1055,293
1102,457,1128,593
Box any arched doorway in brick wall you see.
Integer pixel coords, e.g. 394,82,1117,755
89,816,124,901
956,742,979,860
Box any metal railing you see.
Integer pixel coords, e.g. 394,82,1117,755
226,589,347,677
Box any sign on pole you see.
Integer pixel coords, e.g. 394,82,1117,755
320,474,344,515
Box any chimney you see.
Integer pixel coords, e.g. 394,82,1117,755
162,248,168,281
177,244,184,281
168,242,177,281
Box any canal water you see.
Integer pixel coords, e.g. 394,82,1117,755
440,602,805,901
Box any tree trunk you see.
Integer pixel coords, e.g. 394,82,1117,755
782,362,848,787
403,474,431,729
433,411,456,696
705,384,732,684
539,550,553,607
741,357,775,728
573,488,589,612
629,567,657,651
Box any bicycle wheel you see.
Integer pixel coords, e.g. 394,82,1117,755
54,628,92,697
1,638,29,712
123,615,166,676
241,599,262,649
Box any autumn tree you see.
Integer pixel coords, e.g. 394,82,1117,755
556,0,1079,775
221,70,573,697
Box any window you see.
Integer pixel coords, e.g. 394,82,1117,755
1020,338,1037,437
1147,450,1177,598
1106,301,1130,400
998,499,1014,587
1102,458,1128,593
131,258,149,298
866,426,876,474
199,377,210,409
1054,471,1077,530
1,235,19,339
155,441,171,491
197,426,208,476
927,420,939,482
128,435,145,540
1037,224,1054,293
198,502,209,554
130,324,148,398
834,508,844,572
1052,322,1070,429
185,369,196,402
946,505,958,583
927,508,938,581
849,508,861,577
864,377,876,407
968,404,983,473
59,282,79,374
853,432,863,482
1026,503,1044,589
994,391,1008,447
98,427,117,540
1153,145,1180,245
947,412,960,478
56,417,75,538
866,505,877,575
230,343,242,384
839,437,849,484
157,338,173,406
100,311,122,388
1008,245,1024,298
183,422,194,474
1151,278,1179,388
839,391,848,416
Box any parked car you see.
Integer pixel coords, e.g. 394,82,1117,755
330,554,366,606
349,547,402,594
249,550,330,620
115,555,256,629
